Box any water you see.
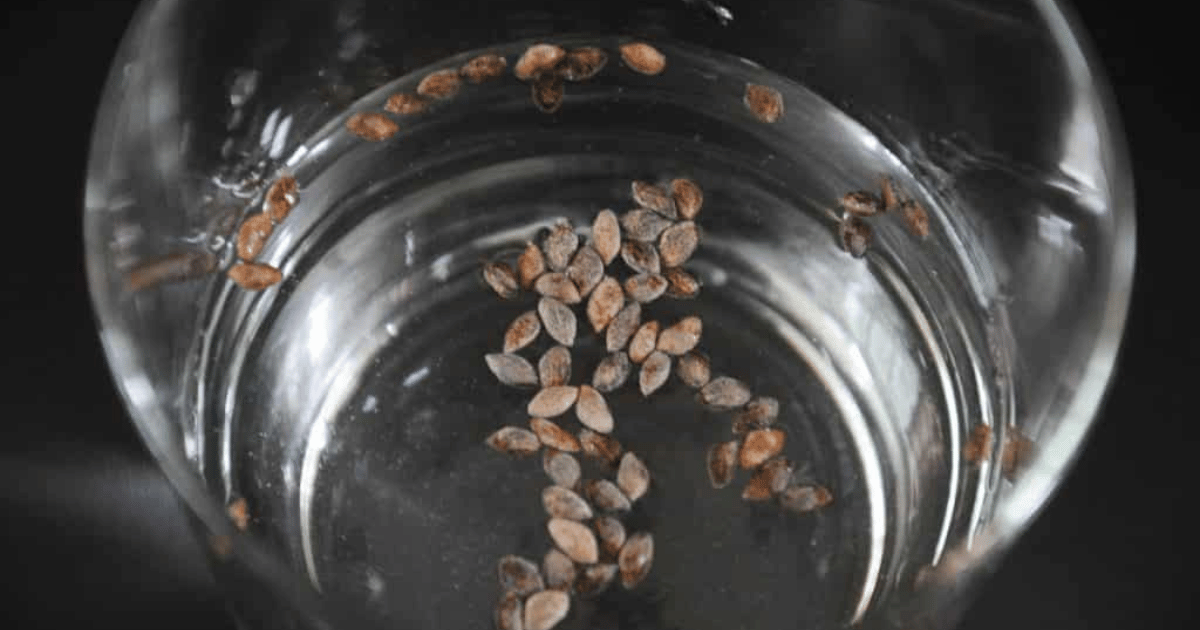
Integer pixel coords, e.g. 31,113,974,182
191,39,1012,630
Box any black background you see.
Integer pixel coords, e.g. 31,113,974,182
0,1,1192,628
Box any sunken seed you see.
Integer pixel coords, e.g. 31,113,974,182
265,174,299,222
227,497,249,531
537,346,572,388
548,517,599,564
543,449,582,488
495,594,523,630
504,311,541,353
963,424,993,466
780,484,834,513
605,302,641,351
631,180,677,219
417,69,461,99
532,74,565,114
586,276,625,333
515,44,567,81
543,486,594,521
524,590,570,630
535,272,582,304
594,516,627,560
901,199,930,239
620,209,673,242
699,376,752,409
744,83,784,123
575,385,614,434
639,351,671,397
579,429,623,465
743,456,793,501
880,176,900,211
618,532,654,589
228,262,283,290
707,440,739,489
592,352,632,393
620,42,666,75
528,385,579,418
585,479,632,512
566,245,604,297
733,396,780,433
840,216,872,258
543,221,579,272
460,54,508,83
498,555,545,597
345,112,399,141
575,564,617,598
538,297,577,346
559,47,608,81
621,240,661,274
487,427,542,456
591,210,622,265
518,242,547,290
676,351,711,388
530,418,581,452
628,321,660,364
543,549,577,591
236,213,273,261
658,221,700,268
840,190,884,217
1000,429,1034,482
483,261,520,299
485,353,539,388
740,429,786,469
663,267,701,299
624,273,668,303
617,452,651,503
670,178,703,220
384,93,427,115
657,316,702,356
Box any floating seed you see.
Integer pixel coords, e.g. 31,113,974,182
236,213,273,261
676,351,711,388
548,517,599,564
532,73,565,114
528,385,579,418
461,53,508,83
515,44,567,81
579,429,623,465
840,191,883,217
840,216,872,258
742,456,793,501
504,311,541,353
487,427,542,456
670,178,703,220
619,42,666,75
265,174,299,222
537,346,572,388
591,209,622,265
780,483,833,513
538,297,577,346
530,418,581,452
543,485,594,521
543,221,578,272
617,452,650,503
575,564,617,598
585,479,632,512
524,590,570,630
417,69,461,99
744,83,784,123
592,352,632,393
740,428,786,469
544,449,582,488
535,272,582,304
566,245,604,297
345,112,399,141
605,301,641,351
880,176,900,211
559,47,607,81
733,396,779,433
384,92,427,115
663,267,701,299
618,532,654,589
1000,428,1034,482
228,262,283,291
621,240,661,274
657,316,702,356
594,516,627,560
227,497,249,531
485,353,539,388
901,199,930,239
628,321,660,364
575,385,614,434
963,424,993,466
498,555,545,596
620,209,673,242
543,549,576,591
658,221,699,268
495,594,523,630
586,276,625,333
638,351,671,397
624,273,668,303
631,180,677,219
518,242,547,290
707,440,739,489
484,261,520,299
699,376,752,409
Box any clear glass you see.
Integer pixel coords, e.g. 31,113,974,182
85,1,1134,629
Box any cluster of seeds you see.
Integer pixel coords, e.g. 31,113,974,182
836,177,929,258
226,173,299,291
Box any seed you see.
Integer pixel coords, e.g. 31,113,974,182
605,302,641,351
840,191,883,217
487,427,542,456
236,213,273,261
559,47,608,81
584,479,631,512
528,385,579,418
538,297,577,346
744,83,784,123
1000,428,1034,482
586,276,625,333
265,174,299,222
617,452,650,503
543,485,594,521
840,216,872,258
495,593,523,630
593,516,627,560
901,199,930,239
780,483,834,513
530,418,581,452
657,316,702,356
963,424,993,466
483,261,520,299
515,44,567,81
699,376,752,409
518,242,547,289
543,549,577,591
535,272,582,304
498,555,545,596
621,240,661,274
620,209,673,242
543,449,582,488
624,273,668,303
592,352,632,393
879,176,900,211
676,351,711,388
591,209,621,265
537,346,572,388
631,180,677,219
619,42,666,76
566,245,604,297
628,321,660,364
417,69,461,99
670,178,703,220
575,385,614,434
740,428,786,469
345,112,399,141
485,353,539,388
461,53,508,83
226,497,249,531
575,564,617,598
618,532,654,589
733,396,780,434
228,262,282,290
524,590,570,630
531,73,565,114
384,92,428,115
663,267,701,299
706,440,739,489
543,221,578,272
742,456,793,501
547,517,599,564
579,429,623,465
658,221,699,268
638,351,671,397
504,311,541,353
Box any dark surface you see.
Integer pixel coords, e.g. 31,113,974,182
0,1,1192,628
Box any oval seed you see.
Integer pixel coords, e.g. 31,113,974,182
524,590,570,630
592,352,632,393
628,321,660,364
620,209,672,242
384,92,427,115
345,112,399,141
575,564,617,598
621,240,661,274
528,385,579,418
605,301,641,351
658,221,699,268
840,216,872,259
618,532,654,589
639,351,671,397
504,311,541,353
840,191,883,217
417,69,461,99
624,273,668,303
461,53,508,83
228,262,282,290
575,385,614,434
591,209,621,265
566,245,604,297
543,485,594,521
657,316,702,356
518,242,547,290
586,276,625,333
670,178,703,220
548,517,599,564
742,456,793,501
226,497,249,531
495,594,523,630
780,483,834,513
631,180,677,219
880,176,900,211
537,346,572,388
619,42,666,76
264,174,299,222
594,516,627,560
579,429,623,465
515,44,566,81
559,47,607,81
663,267,701,299
617,452,650,503
543,221,578,272
901,199,930,239
676,351,711,388
543,449,582,488
706,440,739,489
543,549,577,591
733,396,779,434
485,353,539,388
535,272,582,304
487,427,541,456
530,418,581,452
483,261,519,299
538,297,577,346
236,213,273,261
740,428,786,469
699,376,752,409
744,83,784,123
1000,429,1034,482
585,479,631,512
532,74,565,114
498,555,545,596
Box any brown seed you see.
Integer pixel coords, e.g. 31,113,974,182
639,351,671,397
658,221,699,268
591,209,621,265
495,593,523,630
621,240,661,275
460,53,508,83
575,564,617,598
592,352,632,393
345,112,399,141
538,297,577,346
384,92,428,115
742,456,793,501
670,178,703,220
631,180,677,219
575,385,614,434
619,42,666,76
515,44,567,81
620,209,673,242
617,452,650,503
566,245,604,297
840,190,883,217
579,429,623,465
524,590,569,630
228,262,282,291
485,353,539,388
699,376,752,409
235,213,273,261
628,321,660,364
657,316,702,356
780,483,834,513
740,429,786,469
605,301,641,351
676,351,711,388
264,174,299,222
416,69,461,99
542,549,577,591
1000,428,1034,482
543,485,594,521
543,449,582,488
547,517,599,564
963,424,993,466
528,385,579,418
226,497,249,531
504,311,541,353
586,276,625,333
840,216,872,259
498,555,545,596
618,532,654,589
744,83,784,123
663,267,701,299
624,273,668,303
530,418,581,452
532,73,565,114
707,440,739,489
518,242,547,290
483,261,520,299
593,516,627,560
733,396,780,434
585,479,631,512
543,221,578,272
880,176,900,211
487,427,542,456
559,47,608,81
901,199,930,239
535,272,582,304
537,346,572,388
